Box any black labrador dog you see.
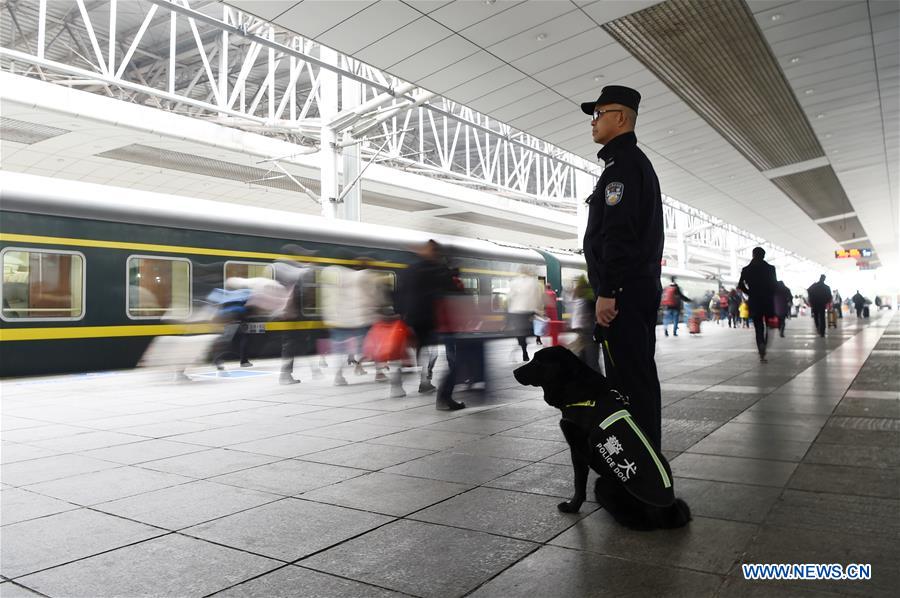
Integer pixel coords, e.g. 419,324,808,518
514,345,691,530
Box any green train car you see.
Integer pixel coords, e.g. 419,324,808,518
2,173,580,377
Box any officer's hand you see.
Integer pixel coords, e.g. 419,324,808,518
595,296,618,327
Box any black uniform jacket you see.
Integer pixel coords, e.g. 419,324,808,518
738,259,777,316
583,132,664,299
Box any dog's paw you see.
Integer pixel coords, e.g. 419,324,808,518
557,497,584,513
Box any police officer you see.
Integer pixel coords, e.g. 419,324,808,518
581,85,664,451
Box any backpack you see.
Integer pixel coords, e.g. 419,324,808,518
661,285,678,307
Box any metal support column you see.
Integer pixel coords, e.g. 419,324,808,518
319,46,339,218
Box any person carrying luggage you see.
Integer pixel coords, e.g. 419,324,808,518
661,278,690,337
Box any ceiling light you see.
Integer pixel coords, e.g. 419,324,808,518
771,13,782,21
484,0,496,5
790,56,800,64
832,149,839,154
594,75,604,82
816,113,824,119
825,133,832,139
667,129,675,134
804,88,814,95
536,33,548,41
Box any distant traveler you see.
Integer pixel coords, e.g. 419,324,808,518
833,290,843,318
507,270,544,361
852,290,866,318
727,289,740,328
661,277,691,337
738,247,777,362
580,84,664,450
774,281,792,338
807,275,832,338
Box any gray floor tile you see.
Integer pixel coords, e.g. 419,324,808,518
673,478,782,524
485,461,599,500
550,512,757,574
300,472,471,516
765,488,900,539
803,441,900,469
424,416,522,435
211,565,407,597
29,430,148,453
301,519,536,598
787,462,900,499
0,454,121,487
740,525,899,596
716,575,849,597
21,466,193,506
301,421,406,441
661,404,744,423
382,451,527,485
844,389,900,400
497,418,565,441
94,480,282,530
298,442,435,471
0,424,96,444
813,425,900,447
367,428,483,451
749,396,840,415
78,438,208,465
16,533,279,598
139,448,282,478
0,581,46,597
411,486,594,542
210,460,364,495
0,487,79,526
468,545,723,598
183,498,392,561
0,508,164,579
225,432,351,458
670,453,797,487
731,410,829,428
661,419,723,452
688,434,811,462
834,397,900,418
0,442,59,465
453,435,567,461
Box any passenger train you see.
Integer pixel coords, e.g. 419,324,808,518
1,172,727,377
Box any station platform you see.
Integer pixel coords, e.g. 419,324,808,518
2,313,897,597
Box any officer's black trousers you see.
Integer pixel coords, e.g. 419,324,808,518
597,279,662,452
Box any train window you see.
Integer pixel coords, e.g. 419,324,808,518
460,276,478,295
224,261,274,281
490,277,509,312
300,269,323,317
1,248,85,321
127,256,191,319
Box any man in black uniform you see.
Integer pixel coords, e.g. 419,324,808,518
580,85,665,451
738,247,777,361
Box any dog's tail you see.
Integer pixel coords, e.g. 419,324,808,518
660,498,692,529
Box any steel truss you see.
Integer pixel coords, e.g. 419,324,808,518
0,0,590,210
0,0,820,273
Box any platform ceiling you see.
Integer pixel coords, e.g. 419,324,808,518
227,0,899,273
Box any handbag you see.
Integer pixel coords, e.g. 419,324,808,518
766,316,780,329
533,316,550,336
362,320,411,362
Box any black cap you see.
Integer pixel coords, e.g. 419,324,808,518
580,85,641,115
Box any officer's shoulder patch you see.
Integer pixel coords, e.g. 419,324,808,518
605,182,624,206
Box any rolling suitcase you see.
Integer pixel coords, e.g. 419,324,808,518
827,309,838,328
863,306,870,318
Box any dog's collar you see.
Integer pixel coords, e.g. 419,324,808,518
564,400,596,408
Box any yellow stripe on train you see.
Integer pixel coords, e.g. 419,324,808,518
0,321,328,342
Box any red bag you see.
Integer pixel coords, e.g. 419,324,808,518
766,316,780,329
362,320,410,363
661,286,678,307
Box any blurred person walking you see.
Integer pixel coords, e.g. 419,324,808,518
833,289,843,318
807,275,832,338
738,247,777,362
394,240,448,397
507,269,544,362
774,280,792,338
852,290,866,317
661,278,691,337
727,289,741,328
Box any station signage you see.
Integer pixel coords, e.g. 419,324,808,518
834,248,872,259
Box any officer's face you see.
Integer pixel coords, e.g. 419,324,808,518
591,103,618,144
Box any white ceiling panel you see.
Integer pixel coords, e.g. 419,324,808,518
417,51,507,95
485,10,594,63
275,0,377,39
402,0,454,14
387,35,480,82
511,28,616,74
467,78,546,115
317,1,421,54
355,17,453,67
508,101,578,132
426,0,522,31
757,3,868,43
443,66,525,104
532,44,632,87
577,0,667,25
226,1,298,21
460,1,577,47
489,89,561,123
